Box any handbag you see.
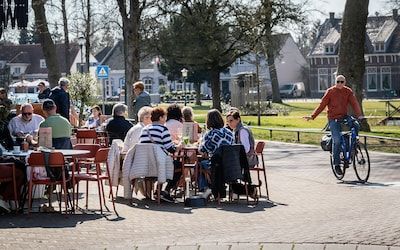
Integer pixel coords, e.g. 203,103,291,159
247,152,259,168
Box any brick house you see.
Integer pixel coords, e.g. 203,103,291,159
308,10,400,98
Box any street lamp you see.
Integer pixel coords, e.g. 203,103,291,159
78,36,85,73
181,68,188,106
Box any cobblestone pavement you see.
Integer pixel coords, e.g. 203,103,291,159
1,141,400,249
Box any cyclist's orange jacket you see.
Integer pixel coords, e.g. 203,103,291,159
311,85,362,120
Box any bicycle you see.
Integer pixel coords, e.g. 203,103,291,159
327,116,371,182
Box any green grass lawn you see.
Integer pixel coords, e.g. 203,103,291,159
161,100,400,153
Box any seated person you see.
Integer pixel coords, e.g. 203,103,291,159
0,88,13,121
165,103,183,143
123,106,152,152
106,103,133,145
182,106,202,134
139,107,179,202
84,105,102,129
39,99,72,149
0,105,13,150
8,103,44,145
198,109,234,195
226,109,258,168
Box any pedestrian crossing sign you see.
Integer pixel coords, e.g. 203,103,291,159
96,65,109,79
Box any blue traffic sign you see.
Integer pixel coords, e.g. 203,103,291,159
96,65,109,79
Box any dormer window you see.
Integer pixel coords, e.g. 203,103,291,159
40,59,47,68
324,44,335,54
374,42,385,52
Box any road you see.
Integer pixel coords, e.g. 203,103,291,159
1,141,399,249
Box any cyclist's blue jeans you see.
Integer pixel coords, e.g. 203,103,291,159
329,117,360,166
329,120,342,166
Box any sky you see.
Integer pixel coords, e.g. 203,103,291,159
309,0,390,21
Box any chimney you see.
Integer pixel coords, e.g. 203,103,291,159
393,9,398,20
329,12,335,25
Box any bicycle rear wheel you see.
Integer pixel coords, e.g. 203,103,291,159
353,142,370,182
330,152,346,180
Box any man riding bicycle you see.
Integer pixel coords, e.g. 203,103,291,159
304,75,364,175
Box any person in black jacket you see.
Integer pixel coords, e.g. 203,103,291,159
49,77,70,120
106,103,133,145
0,105,14,150
37,81,51,100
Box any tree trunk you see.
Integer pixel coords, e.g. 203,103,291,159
266,46,282,103
337,0,370,131
85,0,91,73
210,69,221,111
61,0,71,75
194,82,202,106
32,0,60,87
117,0,141,119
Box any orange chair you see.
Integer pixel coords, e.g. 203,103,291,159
73,148,117,215
250,141,269,199
76,129,98,144
0,163,18,211
71,144,101,209
27,152,70,214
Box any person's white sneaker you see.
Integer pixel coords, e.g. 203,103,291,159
200,188,212,199
0,199,10,213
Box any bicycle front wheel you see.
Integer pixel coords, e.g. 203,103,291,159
330,152,346,180
353,142,370,182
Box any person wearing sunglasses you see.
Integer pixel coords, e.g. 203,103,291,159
304,75,364,175
8,103,44,144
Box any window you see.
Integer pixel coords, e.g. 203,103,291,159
143,78,153,93
331,68,337,86
374,43,385,52
40,59,46,68
105,79,111,97
381,66,391,90
367,67,377,91
14,67,21,74
0,62,3,68
324,45,335,54
318,68,329,92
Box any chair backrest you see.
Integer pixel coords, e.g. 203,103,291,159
76,129,98,144
94,148,110,164
0,163,15,182
73,144,100,158
28,151,65,167
255,141,265,154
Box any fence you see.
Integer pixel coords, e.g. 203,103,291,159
249,126,400,153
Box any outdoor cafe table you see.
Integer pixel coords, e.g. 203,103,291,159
2,149,90,158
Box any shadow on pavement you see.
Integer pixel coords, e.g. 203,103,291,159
115,197,278,214
0,213,104,228
338,180,395,188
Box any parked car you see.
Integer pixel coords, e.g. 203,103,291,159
279,82,305,98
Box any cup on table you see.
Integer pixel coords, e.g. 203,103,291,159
13,146,21,154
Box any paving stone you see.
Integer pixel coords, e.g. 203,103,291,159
230,243,262,250
325,244,357,250
168,245,199,250
293,244,323,250
137,245,168,250
262,243,294,250
358,246,389,250
199,245,230,250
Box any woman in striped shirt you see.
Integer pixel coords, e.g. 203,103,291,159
139,107,176,154
139,107,179,202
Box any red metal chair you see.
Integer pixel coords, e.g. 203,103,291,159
249,141,269,199
27,152,70,214
76,129,98,144
71,144,101,209
73,148,117,215
0,163,18,211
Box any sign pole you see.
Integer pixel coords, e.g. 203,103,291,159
102,79,106,115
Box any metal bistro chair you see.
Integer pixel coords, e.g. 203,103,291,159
76,129,98,144
27,152,70,214
0,163,18,211
73,148,117,215
249,141,269,200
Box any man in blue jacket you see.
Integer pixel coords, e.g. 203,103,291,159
49,77,70,120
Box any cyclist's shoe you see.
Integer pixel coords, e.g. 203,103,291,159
334,165,343,175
